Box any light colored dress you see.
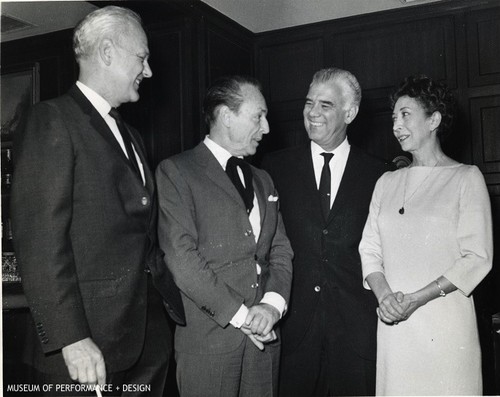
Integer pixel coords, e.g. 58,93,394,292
359,164,493,396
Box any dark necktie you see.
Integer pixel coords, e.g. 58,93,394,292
109,108,141,178
226,156,254,214
319,152,334,220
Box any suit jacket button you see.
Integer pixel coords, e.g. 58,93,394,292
41,337,49,344
251,283,259,289
141,196,148,206
314,286,321,292
322,229,328,235
244,229,253,237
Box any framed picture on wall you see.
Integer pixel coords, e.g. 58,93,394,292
1,62,39,289
1,62,40,140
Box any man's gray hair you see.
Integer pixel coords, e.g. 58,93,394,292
73,6,142,62
310,67,362,109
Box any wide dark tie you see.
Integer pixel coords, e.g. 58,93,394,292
226,156,254,214
109,108,141,178
319,152,334,220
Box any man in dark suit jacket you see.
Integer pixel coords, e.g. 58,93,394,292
11,6,183,395
156,75,293,397
262,67,392,396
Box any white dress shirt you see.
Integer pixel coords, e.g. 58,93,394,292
76,81,145,184
311,138,351,209
203,136,286,328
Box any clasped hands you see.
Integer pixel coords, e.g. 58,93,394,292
240,303,279,351
376,291,421,325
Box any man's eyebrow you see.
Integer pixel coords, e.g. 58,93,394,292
305,98,334,107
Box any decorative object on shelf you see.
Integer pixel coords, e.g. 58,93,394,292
2,252,20,283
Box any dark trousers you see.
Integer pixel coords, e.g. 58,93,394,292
278,303,375,397
29,278,172,397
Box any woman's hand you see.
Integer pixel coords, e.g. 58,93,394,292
377,291,423,324
377,291,407,324
397,292,422,321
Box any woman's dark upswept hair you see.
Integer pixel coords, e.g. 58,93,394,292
391,75,456,142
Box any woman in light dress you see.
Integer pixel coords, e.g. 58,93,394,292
359,75,493,396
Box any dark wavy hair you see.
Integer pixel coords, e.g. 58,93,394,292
391,75,456,142
203,75,263,128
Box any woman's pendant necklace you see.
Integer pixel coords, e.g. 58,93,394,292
399,159,440,215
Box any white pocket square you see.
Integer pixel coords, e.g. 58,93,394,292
268,194,279,202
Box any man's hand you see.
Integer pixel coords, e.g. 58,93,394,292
240,326,277,351
61,337,106,385
244,303,280,336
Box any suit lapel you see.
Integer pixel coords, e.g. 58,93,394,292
69,86,126,161
326,148,356,224
298,145,325,225
69,85,147,186
194,143,246,209
128,129,154,191
253,171,267,232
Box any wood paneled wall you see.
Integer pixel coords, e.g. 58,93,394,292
255,0,499,167
1,0,499,392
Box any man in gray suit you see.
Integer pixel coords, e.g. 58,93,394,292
156,75,293,397
11,6,183,396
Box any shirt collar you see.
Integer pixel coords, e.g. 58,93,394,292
76,81,112,119
203,135,235,170
310,137,350,158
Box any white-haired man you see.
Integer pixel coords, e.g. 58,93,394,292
12,6,183,395
262,68,392,396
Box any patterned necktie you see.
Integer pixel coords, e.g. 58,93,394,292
109,108,141,177
319,152,334,220
226,156,254,214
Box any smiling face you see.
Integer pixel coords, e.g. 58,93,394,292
303,80,357,151
109,22,152,106
223,84,270,157
392,96,439,154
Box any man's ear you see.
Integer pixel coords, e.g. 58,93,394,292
345,105,359,125
219,105,232,128
98,38,114,66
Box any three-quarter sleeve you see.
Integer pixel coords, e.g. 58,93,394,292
442,166,493,296
359,174,387,289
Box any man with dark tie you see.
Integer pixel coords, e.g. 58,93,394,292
11,6,183,395
262,67,392,396
156,75,293,397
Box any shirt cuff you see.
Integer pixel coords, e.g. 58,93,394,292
260,292,287,318
230,304,249,328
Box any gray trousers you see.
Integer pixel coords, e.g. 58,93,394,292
175,335,280,397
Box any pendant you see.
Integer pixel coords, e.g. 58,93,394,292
399,207,405,215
